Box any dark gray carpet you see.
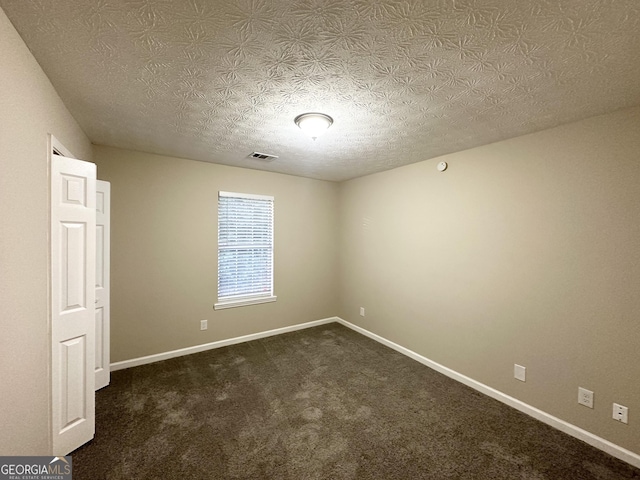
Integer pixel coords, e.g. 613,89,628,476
72,324,640,479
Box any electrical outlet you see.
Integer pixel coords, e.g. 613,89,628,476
514,364,526,382
200,319,208,331
359,307,365,317
613,403,629,424
578,387,594,408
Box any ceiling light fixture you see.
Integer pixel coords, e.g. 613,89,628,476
294,113,333,140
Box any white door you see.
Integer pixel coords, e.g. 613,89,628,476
51,154,96,455
95,180,110,390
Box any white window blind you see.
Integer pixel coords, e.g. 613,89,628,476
215,191,276,309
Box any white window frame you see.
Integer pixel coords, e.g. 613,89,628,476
214,191,277,310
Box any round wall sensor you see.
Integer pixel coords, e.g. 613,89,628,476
437,161,448,172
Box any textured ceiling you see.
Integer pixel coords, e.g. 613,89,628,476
2,0,640,181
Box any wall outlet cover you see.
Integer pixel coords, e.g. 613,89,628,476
578,387,594,408
514,364,526,382
613,403,629,424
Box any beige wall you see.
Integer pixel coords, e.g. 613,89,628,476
93,146,339,363
0,7,92,455
337,106,640,455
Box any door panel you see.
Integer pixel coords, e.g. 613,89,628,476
60,222,86,311
95,307,104,372
59,336,87,431
95,180,111,390
51,155,96,455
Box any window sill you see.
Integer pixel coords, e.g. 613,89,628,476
214,295,277,310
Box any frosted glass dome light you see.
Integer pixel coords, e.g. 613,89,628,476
294,113,333,140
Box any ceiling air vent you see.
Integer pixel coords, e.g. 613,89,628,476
249,152,279,162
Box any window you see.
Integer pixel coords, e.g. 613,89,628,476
214,191,276,309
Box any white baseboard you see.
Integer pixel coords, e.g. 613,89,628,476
335,317,640,470
110,317,338,372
